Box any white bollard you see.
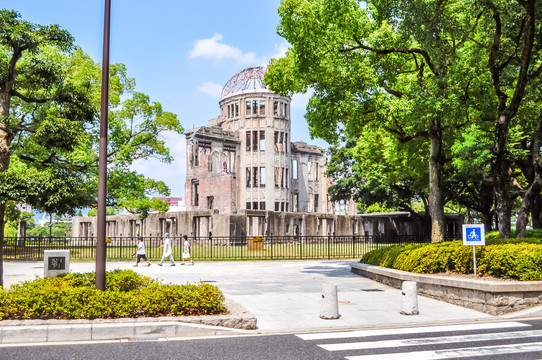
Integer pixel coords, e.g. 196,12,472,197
320,283,339,319
400,281,419,315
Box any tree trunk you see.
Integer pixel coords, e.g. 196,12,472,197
516,178,542,237
0,203,5,288
0,91,11,288
429,121,445,243
516,111,542,237
533,194,542,228
0,90,12,172
482,211,493,233
492,114,512,239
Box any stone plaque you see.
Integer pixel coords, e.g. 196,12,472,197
44,250,70,278
48,256,66,270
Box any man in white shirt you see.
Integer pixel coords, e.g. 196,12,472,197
158,232,175,266
133,236,151,267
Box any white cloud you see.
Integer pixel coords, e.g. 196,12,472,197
270,41,290,60
291,88,314,109
197,82,223,98
189,34,264,65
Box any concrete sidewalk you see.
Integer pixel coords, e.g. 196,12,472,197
0,259,517,343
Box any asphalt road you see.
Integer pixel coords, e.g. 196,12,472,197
3,318,542,360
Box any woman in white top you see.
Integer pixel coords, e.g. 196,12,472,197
181,235,194,265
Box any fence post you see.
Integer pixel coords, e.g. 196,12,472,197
300,236,303,260
210,234,213,261
351,235,353,258
327,235,331,260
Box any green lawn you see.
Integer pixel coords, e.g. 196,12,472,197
5,243,385,261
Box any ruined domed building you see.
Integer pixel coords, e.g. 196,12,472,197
71,67,463,241
185,66,335,237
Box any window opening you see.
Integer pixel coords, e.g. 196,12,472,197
253,130,258,151
207,196,214,210
259,130,265,151
253,166,258,187
246,131,251,151
191,180,199,206
292,159,298,179
260,167,266,186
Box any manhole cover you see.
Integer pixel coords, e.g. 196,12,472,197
201,280,216,283
360,289,384,292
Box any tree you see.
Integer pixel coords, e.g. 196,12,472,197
448,124,495,230
267,0,542,240
514,109,542,237
0,11,184,287
478,0,542,238
0,10,93,287
327,131,429,215
266,0,487,242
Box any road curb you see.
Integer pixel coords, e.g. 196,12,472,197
0,298,257,344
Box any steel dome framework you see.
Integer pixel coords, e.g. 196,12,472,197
221,66,267,99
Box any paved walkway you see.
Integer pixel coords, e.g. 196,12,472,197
2,259,498,332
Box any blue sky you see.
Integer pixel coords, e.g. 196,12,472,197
4,0,327,199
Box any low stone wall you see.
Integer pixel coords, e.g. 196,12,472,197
351,263,542,315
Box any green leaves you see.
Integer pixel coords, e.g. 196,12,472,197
0,270,226,320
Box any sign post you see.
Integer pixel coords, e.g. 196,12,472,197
462,224,485,275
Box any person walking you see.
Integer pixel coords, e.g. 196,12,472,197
158,232,175,266
180,234,194,266
133,236,151,267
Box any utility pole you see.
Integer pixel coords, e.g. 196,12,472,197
96,0,111,291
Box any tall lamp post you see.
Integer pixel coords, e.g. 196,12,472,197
96,0,111,291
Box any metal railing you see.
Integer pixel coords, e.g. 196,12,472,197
2,234,433,261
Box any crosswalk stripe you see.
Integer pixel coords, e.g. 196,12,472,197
297,321,529,340
319,329,542,351
345,342,542,360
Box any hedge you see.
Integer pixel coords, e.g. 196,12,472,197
361,237,542,281
0,269,225,320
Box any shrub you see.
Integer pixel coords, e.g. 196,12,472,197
361,239,542,280
478,244,542,280
0,270,225,320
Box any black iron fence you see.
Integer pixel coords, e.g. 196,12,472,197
3,234,433,261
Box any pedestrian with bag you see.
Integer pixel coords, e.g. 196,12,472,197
180,234,194,266
158,232,175,266
133,236,151,267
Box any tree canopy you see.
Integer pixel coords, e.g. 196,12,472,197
0,10,184,287
266,0,542,240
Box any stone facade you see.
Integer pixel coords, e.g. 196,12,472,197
185,67,332,225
